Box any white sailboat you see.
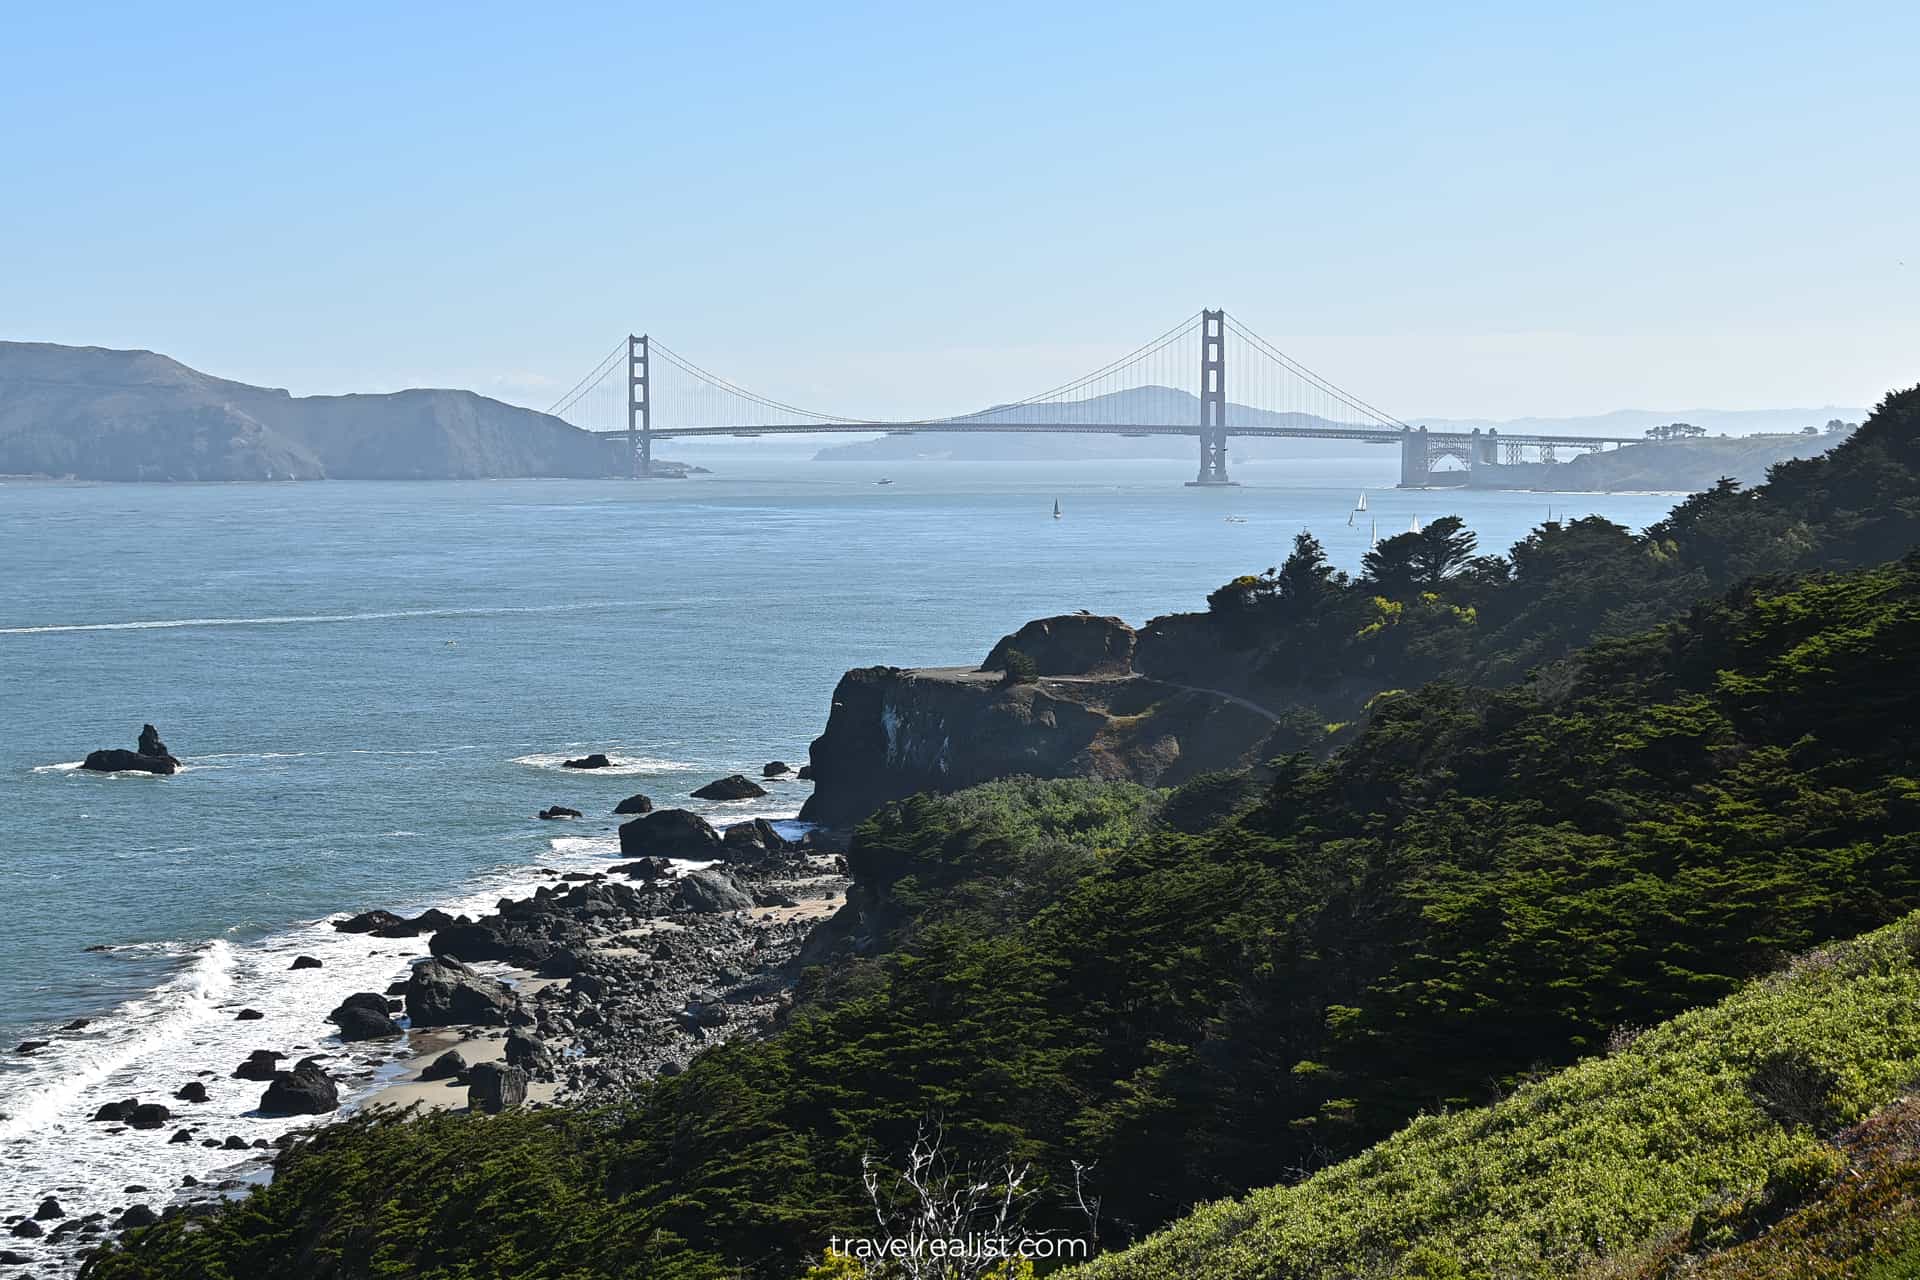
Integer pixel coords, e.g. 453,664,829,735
1052,499,1062,520
1355,492,1368,512
1408,514,1422,534
1369,519,1378,551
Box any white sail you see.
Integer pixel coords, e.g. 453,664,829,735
1052,499,1062,519
1408,514,1421,534
1369,519,1378,551
1356,492,1368,511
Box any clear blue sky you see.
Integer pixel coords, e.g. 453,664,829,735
3,1,1914,419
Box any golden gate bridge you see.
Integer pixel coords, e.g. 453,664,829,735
545,309,1642,486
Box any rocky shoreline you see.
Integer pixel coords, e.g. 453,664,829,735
6,803,848,1277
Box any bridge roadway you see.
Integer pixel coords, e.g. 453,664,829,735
591,421,1644,447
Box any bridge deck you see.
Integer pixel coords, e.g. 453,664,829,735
591,422,1645,446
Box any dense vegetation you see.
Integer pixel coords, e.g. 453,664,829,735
1071,913,1920,1279
88,386,1920,1279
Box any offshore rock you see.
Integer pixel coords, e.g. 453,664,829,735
561,753,612,770
618,808,721,857
259,1059,339,1115
613,792,654,815
691,773,767,801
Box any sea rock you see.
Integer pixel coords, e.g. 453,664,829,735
290,955,322,970
419,1049,467,1081
62,1018,91,1030
610,857,672,881
329,996,404,1041
691,773,767,801
118,1204,159,1229
466,1062,527,1113
373,908,455,938
612,792,654,815
35,1197,64,1220
561,753,612,770
170,1128,194,1142
671,869,754,914
333,909,407,934
259,1060,339,1115
235,1008,264,1021
80,747,178,776
15,1040,49,1054
762,760,791,777
233,1050,285,1081
721,818,789,860
129,1102,171,1129
618,808,721,857
10,1219,44,1239
174,1081,209,1103
91,1099,138,1123
402,957,517,1028
796,764,814,780
537,805,583,820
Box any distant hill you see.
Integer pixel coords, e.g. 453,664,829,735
0,342,620,481
813,385,1867,462
814,385,1383,461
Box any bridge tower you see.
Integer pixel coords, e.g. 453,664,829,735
1187,309,1234,486
1398,425,1431,487
626,334,651,478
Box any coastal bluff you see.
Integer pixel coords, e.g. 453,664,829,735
798,613,1280,827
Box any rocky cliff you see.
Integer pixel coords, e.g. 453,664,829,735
0,342,618,481
798,615,1282,827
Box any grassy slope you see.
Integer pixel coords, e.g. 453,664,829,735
1070,916,1920,1280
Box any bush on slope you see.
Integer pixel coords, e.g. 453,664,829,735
1067,915,1920,1280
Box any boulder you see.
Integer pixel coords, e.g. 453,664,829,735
419,1049,467,1082
138,724,169,757
329,999,404,1041
333,909,406,934
290,955,322,970
235,1008,264,1021
537,805,583,820
721,818,789,860
561,753,612,770
691,773,768,801
129,1102,171,1129
762,760,791,777
91,1099,138,1123
174,1081,209,1103
610,857,673,881
796,764,814,780
35,1197,64,1220
618,808,721,858
233,1050,285,1080
118,1204,159,1229
402,958,517,1028
505,1030,554,1075
466,1062,527,1113
612,792,654,815
671,869,754,914
15,1040,49,1055
372,908,455,938
10,1220,44,1239
259,1060,339,1115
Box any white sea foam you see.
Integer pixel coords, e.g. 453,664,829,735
510,752,699,776
0,600,638,637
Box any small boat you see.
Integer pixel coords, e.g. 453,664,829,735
1355,492,1368,512
876,478,894,486
1052,499,1062,520
1225,515,1248,524
1369,519,1378,551
1408,514,1422,534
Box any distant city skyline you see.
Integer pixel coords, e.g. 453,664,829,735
3,2,1914,421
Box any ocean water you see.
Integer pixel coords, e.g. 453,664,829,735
0,452,1682,1261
